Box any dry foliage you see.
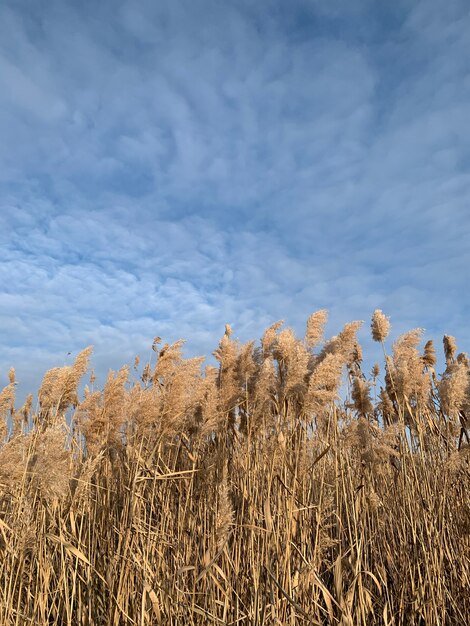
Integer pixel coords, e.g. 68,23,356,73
0,311,469,625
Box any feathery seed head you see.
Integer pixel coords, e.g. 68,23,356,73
351,377,373,417
338,321,363,361
38,347,93,424
0,381,16,441
352,341,363,365
305,309,328,350
390,329,430,414
371,309,390,342
443,335,457,366
439,361,468,421
261,320,284,356
319,321,363,365
30,426,72,505
378,388,396,425
423,340,437,368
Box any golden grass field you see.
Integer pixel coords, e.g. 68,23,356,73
0,310,468,625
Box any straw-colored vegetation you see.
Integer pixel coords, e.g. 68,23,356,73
0,311,469,625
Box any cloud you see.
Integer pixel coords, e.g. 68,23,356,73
0,0,469,400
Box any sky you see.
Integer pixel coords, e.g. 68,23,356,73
1,0,469,398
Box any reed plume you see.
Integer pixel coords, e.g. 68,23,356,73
38,346,93,424
0,380,15,442
305,309,328,349
371,309,390,342
423,339,437,368
351,377,373,418
443,335,457,366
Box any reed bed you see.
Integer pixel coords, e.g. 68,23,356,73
0,311,468,625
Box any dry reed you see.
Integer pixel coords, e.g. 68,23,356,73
0,311,468,625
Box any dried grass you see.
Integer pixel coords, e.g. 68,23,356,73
0,312,468,625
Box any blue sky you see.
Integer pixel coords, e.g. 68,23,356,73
1,0,469,396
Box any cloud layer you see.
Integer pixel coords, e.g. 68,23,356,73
1,0,469,397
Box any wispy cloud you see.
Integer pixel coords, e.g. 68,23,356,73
1,0,469,398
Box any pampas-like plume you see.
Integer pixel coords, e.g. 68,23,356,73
352,341,363,365
252,356,277,429
125,383,159,441
371,309,390,342
306,352,344,425
236,341,257,434
320,321,363,366
261,320,284,356
347,417,400,474
351,377,373,418
196,365,221,438
378,388,397,425
284,341,310,399
29,426,72,504
0,425,72,504
273,328,297,363
391,329,430,413
157,356,205,437
0,381,15,442
339,321,364,366
273,328,310,399
213,332,240,418
443,335,457,366
153,339,186,385
423,340,437,368
0,434,30,490
38,347,93,424
439,362,468,423
236,340,257,388
78,367,129,456
305,309,328,350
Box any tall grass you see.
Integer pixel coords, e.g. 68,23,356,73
0,311,468,625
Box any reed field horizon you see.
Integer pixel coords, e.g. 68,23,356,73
0,309,468,625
